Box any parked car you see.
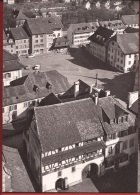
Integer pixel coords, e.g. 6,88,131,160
26,54,35,58
24,65,30,70
32,64,40,70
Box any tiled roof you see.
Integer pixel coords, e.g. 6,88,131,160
42,141,106,165
34,98,104,152
10,27,29,40
3,145,35,192
60,79,90,100
121,14,139,25
99,20,125,30
123,27,139,33
99,96,129,120
38,93,61,106
117,32,138,54
26,17,63,35
3,70,70,106
99,96,135,134
3,50,25,72
16,11,28,20
88,26,115,46
69,22,98,34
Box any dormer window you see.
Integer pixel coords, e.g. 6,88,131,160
125,115,128,121
4,73,11,78
46,82,52,89
33,85,39,92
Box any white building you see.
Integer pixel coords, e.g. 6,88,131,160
107,32,139,73
85,1,91,10
87,26,116,62
67,22,99,46
3,70,70,124
3,50,24,87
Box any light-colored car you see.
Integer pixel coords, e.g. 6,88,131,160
32,64,40,70
26,54,35,58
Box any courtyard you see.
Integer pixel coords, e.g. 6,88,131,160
20,47,135,106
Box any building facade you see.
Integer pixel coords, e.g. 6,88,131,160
87,26,116,62
67,22,99,46
107,32,139,73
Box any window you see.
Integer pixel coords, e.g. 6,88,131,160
128,61,131,65
122,141,127,150
40,35,43,37
72,166,76,172
112,42,114,45
58,171,62,177
35,35,38,38
112,48,113,52
118,51,120,55
125,115,128,121
24,40,26,43
5,73,11,78
35,40,38,43
121,117,124,122
40,39,43,42
108,48,110,51
129,138,134,148
117,58,119,62
23,102,28,108
58,148,61,152
108,146,113,155
121,60,123,64
16,46,18,49
14,105,17,110
75,143,79,147
129,55,131,58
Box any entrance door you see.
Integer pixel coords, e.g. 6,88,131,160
55,178,64,190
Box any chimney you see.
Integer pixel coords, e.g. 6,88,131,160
74,81,80,97
94,93,98,105
90,84,94,94
105,90,110,97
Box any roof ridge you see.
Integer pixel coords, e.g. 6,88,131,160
35,97,93,110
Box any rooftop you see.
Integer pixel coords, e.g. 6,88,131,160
16,11,28,20
3,145,34,192
34,98,104,153
88,26,115,46
121,14,139,25
69,22,98,34
3,50,25,72
10,27,29,40
3,70,70,106
117,32,139,54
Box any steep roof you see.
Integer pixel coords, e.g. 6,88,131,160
69,22,98,34
34,98,104,153
3,145,35,192
10,27,29,40
121,14,139,25
88,26,115,46
99,96,135,134
38,93,61,106
60,79,91,100
26,17,63,35
3,70,70,106
117,32,138,54
3,50,25,72
16,11,28,20
99,20,125,30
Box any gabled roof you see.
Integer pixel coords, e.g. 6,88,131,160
38,93,61,106
3,50,25,72
99,20,125,30
26,18,53,35
117,32,138,54
88,26,115,46
52,37,69,48
121,14,139,25
60,79,90,100
69,22,98,34
34,98,104,152
99,96,129,120
3,70,70,106
11,27,29,40
16,11,28,20
3,145,35,192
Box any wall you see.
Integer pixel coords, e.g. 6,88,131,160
89,42,106,62
15,39,29,56
67,26,73,45
3,70,22,87
42,155,104,192
128,91,138,108
73,32,93,46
